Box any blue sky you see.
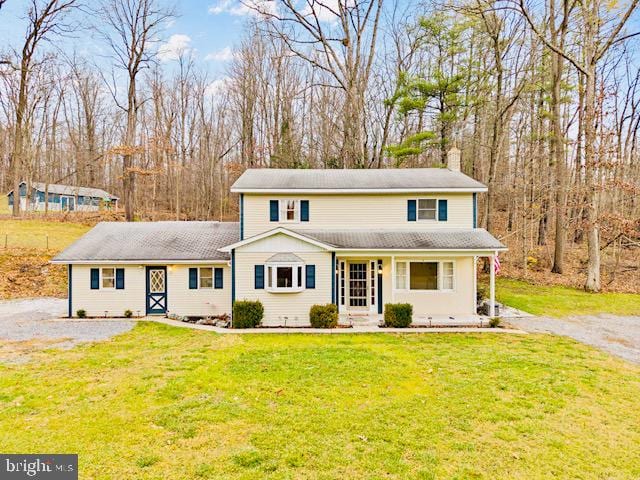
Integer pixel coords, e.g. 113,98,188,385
0,0,257,78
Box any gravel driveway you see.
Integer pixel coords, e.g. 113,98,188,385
507,314,640,364
0,298,134,352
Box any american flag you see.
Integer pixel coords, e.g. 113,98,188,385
494,254,501,275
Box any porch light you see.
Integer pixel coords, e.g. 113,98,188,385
377,260,383,274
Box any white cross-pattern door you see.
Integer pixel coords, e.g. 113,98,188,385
146,267,167,314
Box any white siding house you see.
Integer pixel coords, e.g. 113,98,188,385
53,150,506,325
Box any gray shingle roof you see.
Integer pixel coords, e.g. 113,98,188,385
231,168,486,192
29,182,119,200
290,228,505,250
52,222,239,263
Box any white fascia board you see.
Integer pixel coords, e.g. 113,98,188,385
332,248,507,256
218,227,335,252
231,187,488,194
50,259,230,265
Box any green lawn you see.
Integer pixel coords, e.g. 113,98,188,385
0,219,90,251
1,323,640,479
494,278,640,317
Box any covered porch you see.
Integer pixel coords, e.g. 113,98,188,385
334,251,501,321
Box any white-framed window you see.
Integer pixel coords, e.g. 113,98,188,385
442,261,454,290
199,267,213,288
102,267,115,289
396,261,407,290
279,199,300,222
417,198,437,220
266,263,305,292
394,260,455,291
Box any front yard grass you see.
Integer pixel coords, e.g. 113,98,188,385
1,323,640,479
495,278,640,317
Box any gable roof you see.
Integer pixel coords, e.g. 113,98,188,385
52,221,239,263
11,181,119,200
231,168,487,193
290,228,506,251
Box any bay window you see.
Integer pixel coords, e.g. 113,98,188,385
394,261,455,291
266,263,304,292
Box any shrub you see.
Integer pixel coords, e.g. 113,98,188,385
233,300,264,328
309,304,338,328
476,286,488,303
124,309,133,318
76,309,86,318
489,317,501,328
383,303,413,328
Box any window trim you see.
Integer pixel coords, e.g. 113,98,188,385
101,267,115,290
265,261,305,293
393,260,456,292
278,199,301,223
415,198,438,222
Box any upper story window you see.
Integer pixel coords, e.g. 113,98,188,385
281,200,299,222
270,199,309,222
408,199,448,222
418,199,437,220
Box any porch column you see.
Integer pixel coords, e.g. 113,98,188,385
489,252,496,317
391,255,396,302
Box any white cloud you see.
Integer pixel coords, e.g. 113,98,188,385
157,34,192,62
205,46,235,62
302,0,356,23
205,77,230,98
208,0,277,17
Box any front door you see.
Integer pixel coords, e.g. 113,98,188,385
146,266,167,315
348,262,368,311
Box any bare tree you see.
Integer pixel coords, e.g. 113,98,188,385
7,0,78,216
99,0,173,221
518,0,640,291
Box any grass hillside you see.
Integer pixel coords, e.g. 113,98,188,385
1,324,640,478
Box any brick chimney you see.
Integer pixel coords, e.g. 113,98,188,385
447,147,461,171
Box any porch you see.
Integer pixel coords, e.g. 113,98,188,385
338,313,493,328
335,252,499,320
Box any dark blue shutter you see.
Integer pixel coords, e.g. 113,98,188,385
115,268,125,289
189,268,198,289
90,268,99,289
438,199,448,221
306,265,316,289
301,200,309,222
407,200,417,221
473,193,477,228
255,265,265,289
270,200,279,222
214,268,223,289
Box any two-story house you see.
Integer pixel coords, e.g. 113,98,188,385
52,149,506,325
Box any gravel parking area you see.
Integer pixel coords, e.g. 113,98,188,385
507,314,640,364
0,298,134,352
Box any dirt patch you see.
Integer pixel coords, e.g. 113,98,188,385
0,249,67,299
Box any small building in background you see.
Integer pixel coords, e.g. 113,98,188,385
7,181,119,212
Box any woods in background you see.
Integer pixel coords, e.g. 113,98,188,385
1,0,639,292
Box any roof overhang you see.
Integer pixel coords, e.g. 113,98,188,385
219,227,335,252
50,259,230,265
231,187,487,194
